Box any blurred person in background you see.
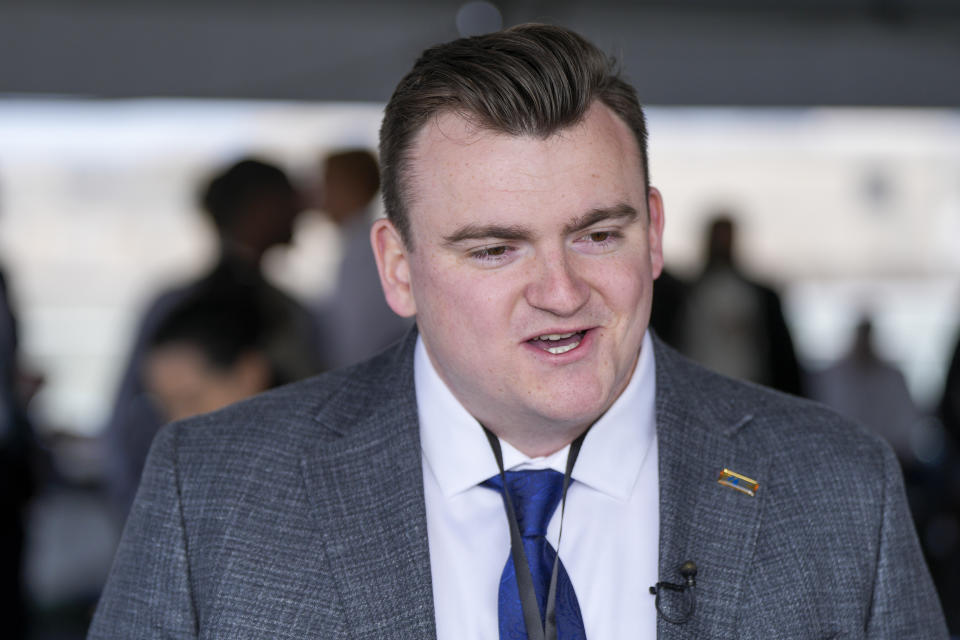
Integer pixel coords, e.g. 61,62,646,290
648,267,687,349
0,267,36,640
103,157,321,520
312,148,412,369
808,315,922,465
143,283,280,423
941,327,960,451
933,325,960,629
679,213,803,396
810,319,960,627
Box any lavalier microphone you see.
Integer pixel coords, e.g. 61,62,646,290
649,560,697,624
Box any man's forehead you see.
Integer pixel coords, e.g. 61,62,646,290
416,110,491,147
408,111,520,172
401,109,648,243
418,99,630,142
408,104,638,176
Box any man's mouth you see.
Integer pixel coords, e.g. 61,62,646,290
528,330,587,355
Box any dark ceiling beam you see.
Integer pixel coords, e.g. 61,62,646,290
1,2,958,106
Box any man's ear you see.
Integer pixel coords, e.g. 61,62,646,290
371,218,417,317
646,186,666,280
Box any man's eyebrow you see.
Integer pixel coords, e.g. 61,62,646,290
441,203,639,245
442,224,533,245
563,203,639,235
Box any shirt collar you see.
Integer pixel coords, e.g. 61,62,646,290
416,332,657,502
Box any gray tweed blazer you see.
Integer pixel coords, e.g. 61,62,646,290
89,331,947,639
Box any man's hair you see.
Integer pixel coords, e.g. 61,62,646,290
199,158,295,234
149,283,275,382
324,148,381,200
379,23,650,248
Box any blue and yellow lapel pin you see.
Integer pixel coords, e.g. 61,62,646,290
717,468,759,497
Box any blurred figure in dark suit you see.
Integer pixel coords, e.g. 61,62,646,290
104,158,321,520
0,268,36,640
312,149,411,369
649,267,687,349
934,327,960,630
941,330,960,449
679,214,803,396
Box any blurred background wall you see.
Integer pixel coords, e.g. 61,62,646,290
1,103,958,435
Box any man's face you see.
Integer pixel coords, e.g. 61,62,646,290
373,102,664,454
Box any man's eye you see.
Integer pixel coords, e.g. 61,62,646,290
469,245,513,264
576,229,621,252
587,230,621,244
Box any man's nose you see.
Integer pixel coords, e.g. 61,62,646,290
524,249,590,317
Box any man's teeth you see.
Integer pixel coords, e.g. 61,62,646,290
546,342,579,355
538,332,577,341
534,331,583,355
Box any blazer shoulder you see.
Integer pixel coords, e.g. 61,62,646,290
655,337,890,474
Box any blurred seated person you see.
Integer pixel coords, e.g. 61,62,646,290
104,157,321,519
312,149,412,369
144,286,277,423
679,213,803,396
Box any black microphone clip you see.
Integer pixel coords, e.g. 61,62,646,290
649,560,697,625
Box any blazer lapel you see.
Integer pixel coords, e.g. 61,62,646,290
654,340,767,639
301,334,436,639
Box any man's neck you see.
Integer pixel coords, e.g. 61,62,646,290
480,421,589,458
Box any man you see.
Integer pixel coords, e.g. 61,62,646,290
89,24,947,639
312,148,412,369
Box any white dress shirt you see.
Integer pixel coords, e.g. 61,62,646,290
416,331,659,640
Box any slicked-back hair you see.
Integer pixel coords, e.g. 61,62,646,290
379,23,649,249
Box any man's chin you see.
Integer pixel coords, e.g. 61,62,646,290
526,397,610,434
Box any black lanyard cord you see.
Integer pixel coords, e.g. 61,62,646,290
482,426,587,640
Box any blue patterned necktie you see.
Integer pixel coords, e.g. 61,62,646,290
483,469,587,640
